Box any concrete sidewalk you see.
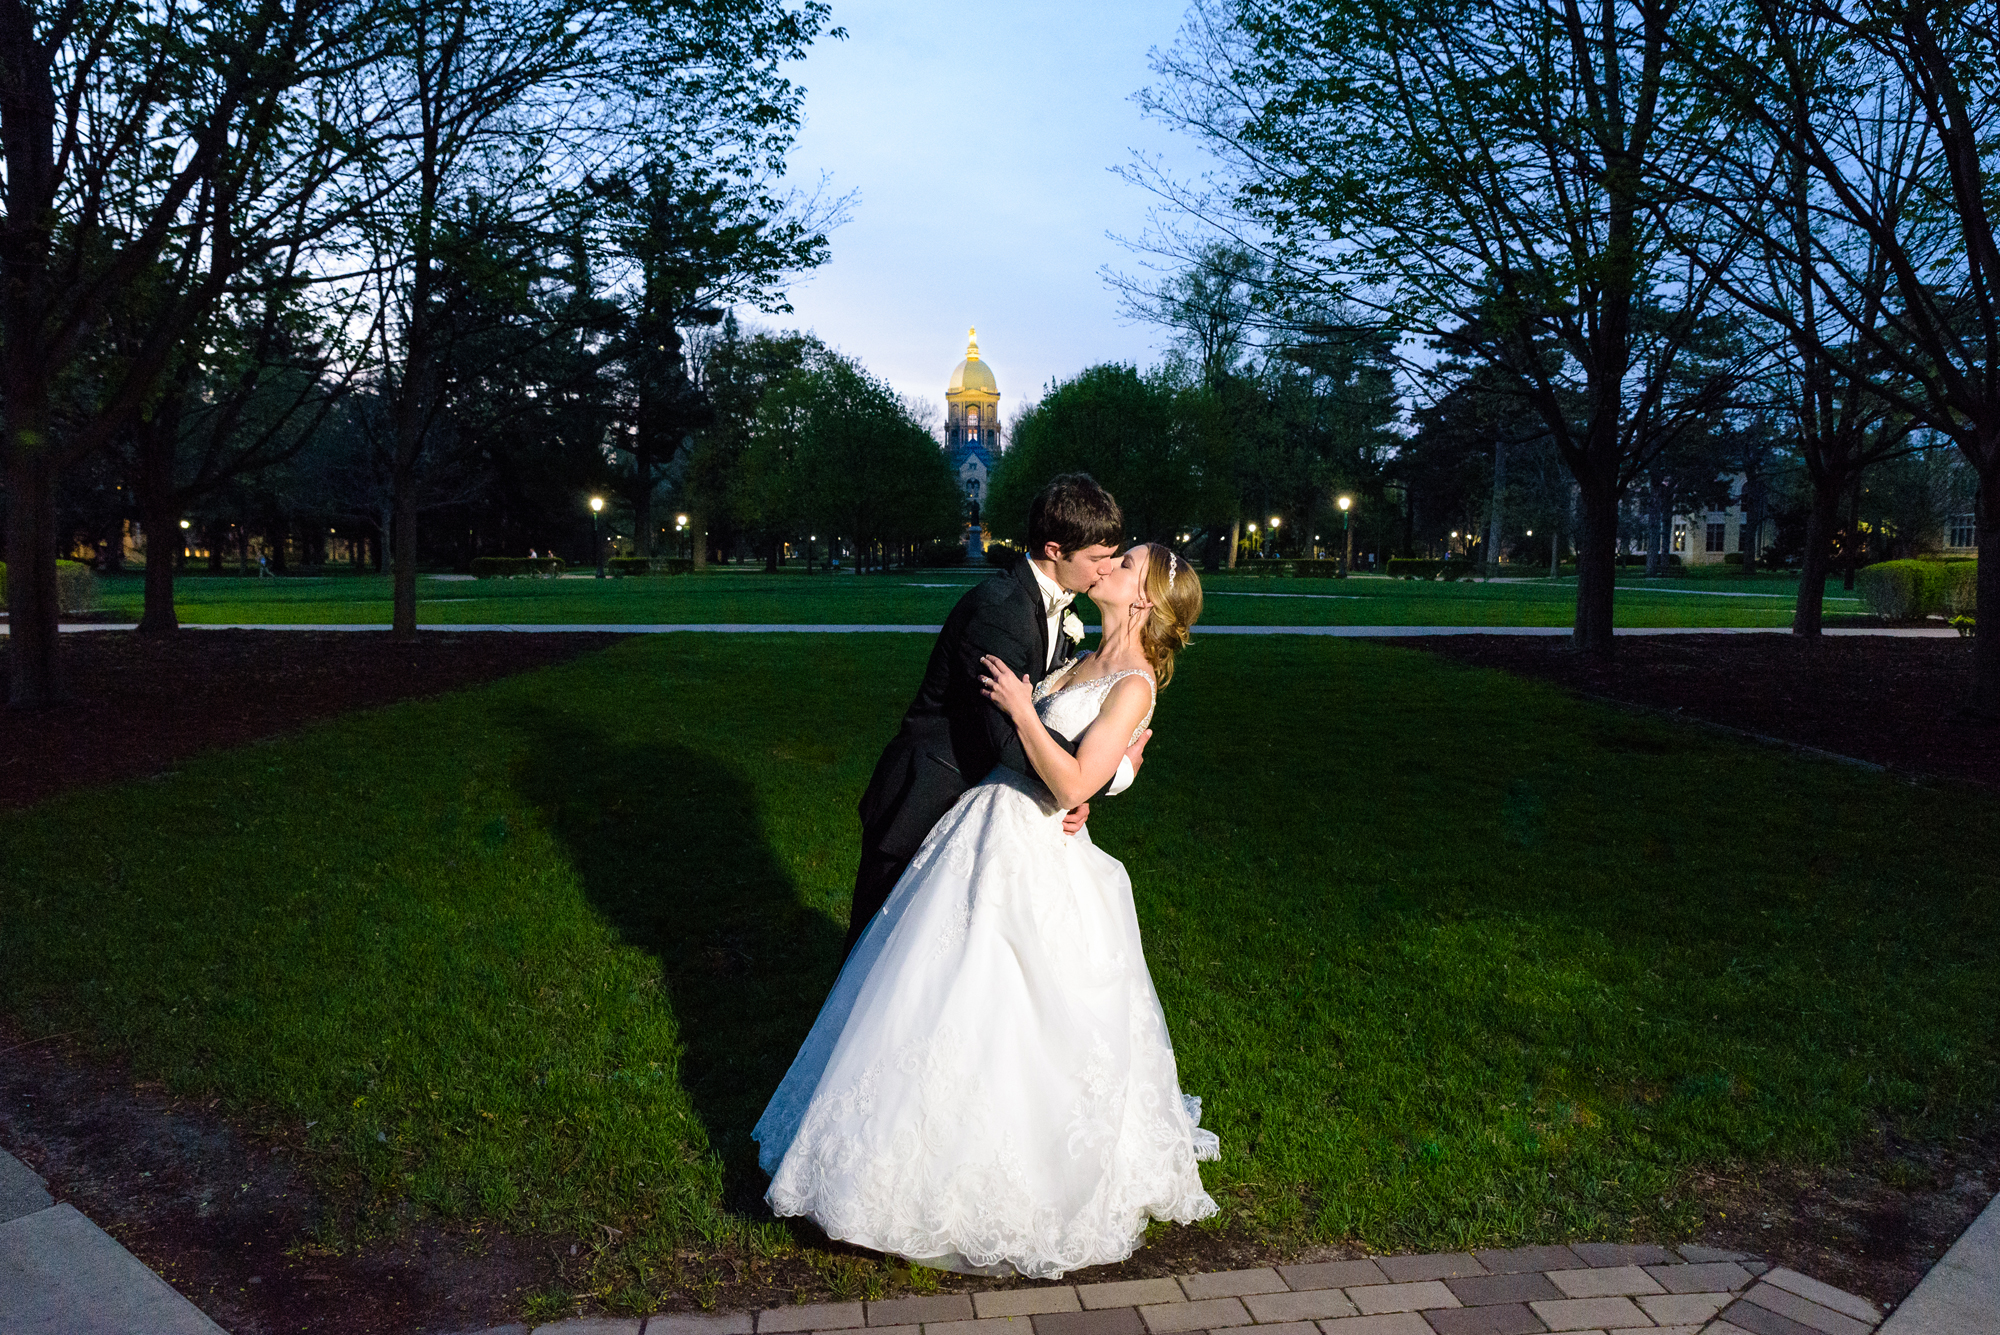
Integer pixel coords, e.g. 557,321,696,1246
0,1146,221,1335
1879,1190,2000,1334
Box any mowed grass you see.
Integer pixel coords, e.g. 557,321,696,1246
88,565,1859,629
2,635,1992,1309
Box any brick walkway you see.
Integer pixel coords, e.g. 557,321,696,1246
494,1244,1886,1335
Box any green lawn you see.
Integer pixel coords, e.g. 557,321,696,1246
90,565,1860,628
2,635,1990,1315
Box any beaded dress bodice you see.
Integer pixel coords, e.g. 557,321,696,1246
1031,659,1156,748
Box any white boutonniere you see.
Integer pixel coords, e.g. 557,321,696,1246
1061,610,1086,645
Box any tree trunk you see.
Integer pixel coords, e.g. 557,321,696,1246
391,473,419,636
4,446,63,707
135,424,182,634
632,447,656,560
1227,518,1240,569
1842,476,1861,591
1486,436,1506,579
1741,478,1765,577
1792,474,1842,637
691,513,707,569
1643,486,1664,579
1573,471,1620,657
1549,525,1560,577
1971,464,2000,719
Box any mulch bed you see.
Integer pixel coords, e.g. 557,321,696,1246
0,629,628,810
1394,632,2000,788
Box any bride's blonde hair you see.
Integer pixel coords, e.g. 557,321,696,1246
1133,543,1202,687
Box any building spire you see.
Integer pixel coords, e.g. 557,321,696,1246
966,327,980,361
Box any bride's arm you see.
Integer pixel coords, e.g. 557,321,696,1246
980,657,1152,810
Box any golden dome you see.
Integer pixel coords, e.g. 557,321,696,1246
948,327,999,396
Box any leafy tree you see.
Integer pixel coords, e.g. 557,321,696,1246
1140,0,1760,654
0,0,388,704
598,162,837,558
736,347,958,568
346,0,836,634
989,364,1194,546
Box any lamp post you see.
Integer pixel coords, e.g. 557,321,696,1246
1337,495,1353,577
589,496,606,578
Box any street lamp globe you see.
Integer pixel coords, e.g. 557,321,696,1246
589,496,605,513
1338,495,1352,512
1270,516,1281,528
178,519,191,529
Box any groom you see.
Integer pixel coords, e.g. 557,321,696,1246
844,473,1150,959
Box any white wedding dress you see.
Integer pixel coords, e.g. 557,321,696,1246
753,666,1219,1279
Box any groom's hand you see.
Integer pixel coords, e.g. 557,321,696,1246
1062,802,1089,835
1125,729,1153,778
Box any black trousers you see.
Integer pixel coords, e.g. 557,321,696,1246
842,845,914,962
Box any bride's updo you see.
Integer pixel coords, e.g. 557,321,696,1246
1135,543,1202,686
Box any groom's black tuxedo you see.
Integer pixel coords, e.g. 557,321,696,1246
844,553,1092,958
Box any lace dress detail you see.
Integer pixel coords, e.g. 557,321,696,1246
753,662,1217,1278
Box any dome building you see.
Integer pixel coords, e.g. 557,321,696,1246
945,328,999,556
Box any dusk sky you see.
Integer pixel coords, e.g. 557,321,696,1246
773,0,1209,428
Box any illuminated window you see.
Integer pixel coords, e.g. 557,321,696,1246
1672,523,1686,552
966,405,980,441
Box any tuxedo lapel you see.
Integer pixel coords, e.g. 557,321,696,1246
1011,556,1052,681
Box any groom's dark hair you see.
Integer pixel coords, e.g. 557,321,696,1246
1027,473,1124,556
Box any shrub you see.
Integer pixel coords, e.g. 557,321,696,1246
0,560,98,613
1723,552,1744,566
916,541,967,567
470,556,565,579
1856,558,1974,619
1385,557,1474,580
985,542,1022,567
1292,559,1342,578
1941,561,1979,616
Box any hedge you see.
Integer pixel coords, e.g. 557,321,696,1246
916,541,968,567
1292,559,1342,578
470,556,565,579
0,559,98,613
1856,558,1976,619
604,556,693,576
1386,557,1474,580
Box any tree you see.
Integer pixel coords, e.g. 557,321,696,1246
735,347,958,568
1139,0,1761,654
599,162,836,558
990,364,1195,545
1,0,387,704
1671,0,1994,654
347,0,835,635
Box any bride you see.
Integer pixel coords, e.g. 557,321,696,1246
752,542,1216,1280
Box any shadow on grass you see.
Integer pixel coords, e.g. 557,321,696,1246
508,704,844,1215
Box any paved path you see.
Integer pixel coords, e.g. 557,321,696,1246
6,1140,1991,1334
17,623,1965,638
1879,1190,2000,1334
0,1146,222,1334
464,1244,1894,1335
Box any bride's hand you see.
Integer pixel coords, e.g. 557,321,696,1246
978,654,1035,722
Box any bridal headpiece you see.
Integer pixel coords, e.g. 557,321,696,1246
1166,551,1180,590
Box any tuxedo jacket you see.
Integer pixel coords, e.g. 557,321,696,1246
856,554,1088,862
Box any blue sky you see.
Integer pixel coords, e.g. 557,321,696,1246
773,0,1207,426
